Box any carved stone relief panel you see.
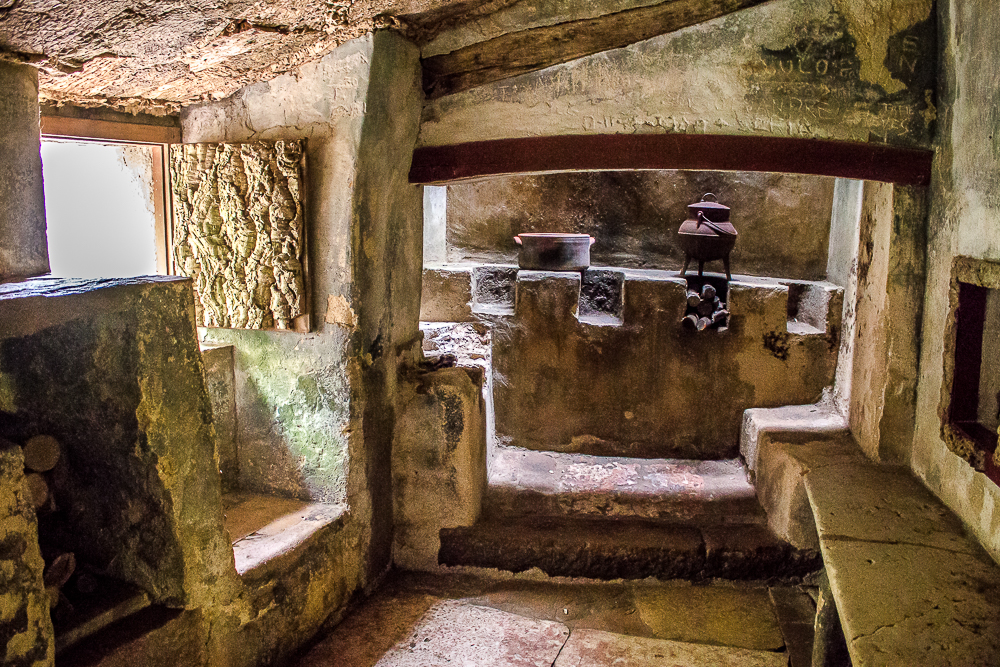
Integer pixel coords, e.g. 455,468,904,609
169,140,308,330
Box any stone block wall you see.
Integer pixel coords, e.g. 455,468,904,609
0,440,53,667
489,270,842,459
393,365,487,570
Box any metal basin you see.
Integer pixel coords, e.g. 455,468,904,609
514,233,595,271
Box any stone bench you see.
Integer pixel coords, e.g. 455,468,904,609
743,404,1000,666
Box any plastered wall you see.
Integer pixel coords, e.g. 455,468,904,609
912,0,1000,563
178,29,424,660
849,182,926,463
183,37,372,507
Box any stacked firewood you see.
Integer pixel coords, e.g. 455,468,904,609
17,434,91,613
22,435,60,513
681,283,730,331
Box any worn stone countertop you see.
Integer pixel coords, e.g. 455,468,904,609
805,460,1000,665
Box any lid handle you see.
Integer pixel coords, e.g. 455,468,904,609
701,193,718,202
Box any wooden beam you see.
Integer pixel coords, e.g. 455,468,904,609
40,116,181,145
409,134,934,186
150,145,173,276
421,0,773,99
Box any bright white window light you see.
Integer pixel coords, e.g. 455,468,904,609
41,141,158,278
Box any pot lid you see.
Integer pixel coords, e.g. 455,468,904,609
687,193,729,212
516,233,593,238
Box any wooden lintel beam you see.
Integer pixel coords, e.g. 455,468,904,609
409,134,934,186
40,116,181,145
421,0,773,99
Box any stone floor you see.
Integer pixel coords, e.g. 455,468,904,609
294,571,816,666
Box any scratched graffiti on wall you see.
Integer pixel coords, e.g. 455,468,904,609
170,141,307,330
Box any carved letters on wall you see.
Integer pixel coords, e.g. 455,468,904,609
169,140,307,330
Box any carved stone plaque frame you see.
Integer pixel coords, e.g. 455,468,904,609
169,140,309,332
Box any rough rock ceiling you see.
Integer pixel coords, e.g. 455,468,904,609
0,0,516,114
0,0,772,115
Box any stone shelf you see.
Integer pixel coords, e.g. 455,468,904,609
223,492,347,578
421,263,842,338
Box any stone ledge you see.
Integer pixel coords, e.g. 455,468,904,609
741,400,848,472
485,446,765,524
420,265,843,335
742,409,1000,665
804,460,1000,666
224,493,348,579
439,515,819,581
740,401,852,550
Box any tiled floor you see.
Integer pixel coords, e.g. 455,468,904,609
295,572,815,666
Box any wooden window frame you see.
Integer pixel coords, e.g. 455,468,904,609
39,116,181,275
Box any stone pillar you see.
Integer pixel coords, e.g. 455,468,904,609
393,365,487,570
0,62,49,279
849,183,926,463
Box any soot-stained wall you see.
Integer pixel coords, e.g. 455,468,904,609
444,171,836,281
419,0,935,149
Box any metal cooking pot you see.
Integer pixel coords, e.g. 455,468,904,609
677,193,737,279
514,233,596,271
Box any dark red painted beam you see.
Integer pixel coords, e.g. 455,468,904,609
409,134,933,186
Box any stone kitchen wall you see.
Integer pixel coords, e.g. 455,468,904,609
443,171,836,282
911,0,1000,564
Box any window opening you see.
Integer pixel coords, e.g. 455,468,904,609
41,140,162,278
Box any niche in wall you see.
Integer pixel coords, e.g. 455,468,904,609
942,257,1000,485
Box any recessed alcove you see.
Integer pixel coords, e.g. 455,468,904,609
942,257,1000,485
0,276,232,654
418,167,848,461
787,283,831,335
198,342,348,578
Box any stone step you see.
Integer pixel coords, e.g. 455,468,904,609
439,515,821,581
485,446,767,525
